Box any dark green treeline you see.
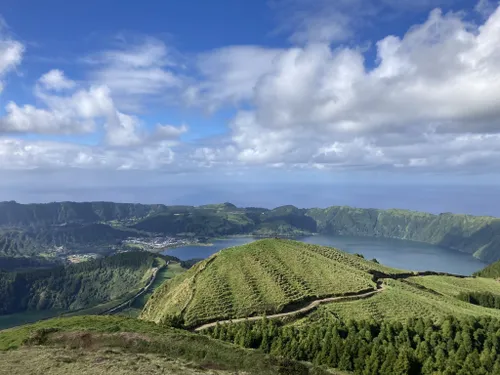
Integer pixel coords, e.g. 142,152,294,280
206,316,500,375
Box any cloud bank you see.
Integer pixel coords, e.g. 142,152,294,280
0,1,500,178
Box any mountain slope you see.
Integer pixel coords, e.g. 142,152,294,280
308,207,500,261
2,201,500,262
474,259,500,278
0,252,157,315
140,239,405,327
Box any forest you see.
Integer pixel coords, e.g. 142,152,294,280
0,252,157,315
206,315,500,375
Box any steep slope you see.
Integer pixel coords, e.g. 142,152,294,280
474,259,500,278
308,207,500,261
0,252,157,315
140,239,405,327
0,315,338,375
0,201,164,227
2,200,500,262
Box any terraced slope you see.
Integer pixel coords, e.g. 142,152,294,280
305,276,500,324
140,239,406,327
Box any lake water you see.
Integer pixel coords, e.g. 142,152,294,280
162,235,487,275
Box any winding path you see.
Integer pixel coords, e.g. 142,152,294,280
194,283,385,331
101,262,168,315
193,270,470,331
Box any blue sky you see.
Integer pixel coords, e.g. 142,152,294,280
0,0,500,207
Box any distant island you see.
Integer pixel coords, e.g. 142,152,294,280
1,200,500,263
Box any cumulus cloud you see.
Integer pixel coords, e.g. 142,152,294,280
194,4,500,172
1,69,188,149
185,46,282,111
38,69,76,91
2,3,500,176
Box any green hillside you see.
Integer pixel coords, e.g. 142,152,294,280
308,207,500,262
140,239,406,327
0,252,157,316
306,277,500,324
2,201,500,261
474,259,500,278
0,315,339,375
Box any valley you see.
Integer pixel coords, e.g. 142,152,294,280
2,200,500,265
3,202,500,374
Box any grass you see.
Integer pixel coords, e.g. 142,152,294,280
0,310,65,331
141,239,406,327
303,276,500,324
407,275,500,297
0,315,340,375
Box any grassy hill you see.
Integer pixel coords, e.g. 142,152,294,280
305,276,500,324
0,252,158,316
473,259,500,278
140,239,406,327
142,239,500,329
0,315,340,375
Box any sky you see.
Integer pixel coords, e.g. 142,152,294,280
0,0,500,210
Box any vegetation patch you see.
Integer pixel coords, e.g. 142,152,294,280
0,316,338,375
0,252,158,316
206,314,500,374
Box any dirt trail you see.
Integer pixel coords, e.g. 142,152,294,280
192,269,472,331
101,263,166,315
194,283,385,331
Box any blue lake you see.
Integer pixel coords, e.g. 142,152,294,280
162,235,487,275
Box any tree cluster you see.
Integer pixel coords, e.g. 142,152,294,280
207,315,500,375
0,252,155,315
457,291,500,309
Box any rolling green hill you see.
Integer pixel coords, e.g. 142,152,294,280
141,239,500,329
0,315,339,375
0,252,158,316
140,239,406,327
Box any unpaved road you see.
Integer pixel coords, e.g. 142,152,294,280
194,283,385,331
101,263,166,315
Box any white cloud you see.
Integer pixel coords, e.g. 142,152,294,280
193,4,500,172
185,46,282,110
1,70,189,148
153,124,188,140
86,38,182,111
0,138,177,170
38,69,76,91
0,102,94,134
0,24,24,93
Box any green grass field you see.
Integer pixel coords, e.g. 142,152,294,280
303,276,500,324
407,274,500,297
141,239,407,327
0,315,340,375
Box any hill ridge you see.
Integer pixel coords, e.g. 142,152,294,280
2,201,500,261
